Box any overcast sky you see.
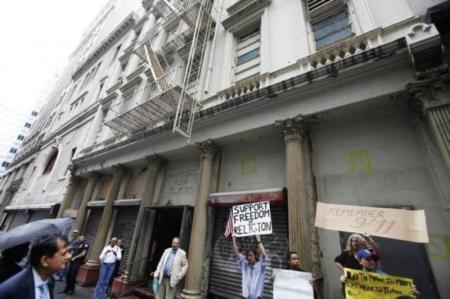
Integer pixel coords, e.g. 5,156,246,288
0,0,108,154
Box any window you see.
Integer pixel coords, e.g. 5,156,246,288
17,135,25,141
109,44,122,66
96,79,106,99
9,148,17,154
24,122,32,128
31,111,38,117
234,25,261,81
312,9,353,48
2,161,10,167
43,150,58,175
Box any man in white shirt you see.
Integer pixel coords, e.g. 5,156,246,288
93,237,122,299
152,237,188,299
0,234,71,299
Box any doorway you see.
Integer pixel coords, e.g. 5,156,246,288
145,206,193,276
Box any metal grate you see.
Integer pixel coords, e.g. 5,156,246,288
307,0,334,12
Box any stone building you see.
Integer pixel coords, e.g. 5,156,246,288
0,0,449,298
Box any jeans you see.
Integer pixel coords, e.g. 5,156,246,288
93,263,116,299
64,261,82,292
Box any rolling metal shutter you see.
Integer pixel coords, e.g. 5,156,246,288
209,207,289,299
111,207,138,273
84,207,102,260
28,210,51,223
8,211,29,230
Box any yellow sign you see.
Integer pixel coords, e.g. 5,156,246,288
344,268,415,299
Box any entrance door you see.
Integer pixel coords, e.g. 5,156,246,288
146,206,193,276
340,232,440,298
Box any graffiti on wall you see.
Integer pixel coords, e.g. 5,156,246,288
347,150,373,173
427,234,450,261
241,158,256,175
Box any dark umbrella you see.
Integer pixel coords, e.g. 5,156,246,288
0,217,74,251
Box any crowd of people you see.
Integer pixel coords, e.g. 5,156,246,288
0,228,422,299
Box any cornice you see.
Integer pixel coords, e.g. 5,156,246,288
222,0,271,33
72,13,137,81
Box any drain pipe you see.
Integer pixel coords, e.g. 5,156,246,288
204,0,224,95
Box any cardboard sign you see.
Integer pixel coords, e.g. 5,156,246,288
232,201,272,237
273,269,314,299
344,268,414,299
315,202,429,243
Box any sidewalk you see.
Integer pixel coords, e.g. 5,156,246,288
54,281,95,299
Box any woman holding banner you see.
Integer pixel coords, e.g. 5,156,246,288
232,234,267,299
334,234,380,296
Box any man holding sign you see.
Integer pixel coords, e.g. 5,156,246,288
232,235,268,299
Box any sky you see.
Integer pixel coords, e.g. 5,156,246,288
0,0,108,158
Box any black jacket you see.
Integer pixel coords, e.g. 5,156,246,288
0,267,55,299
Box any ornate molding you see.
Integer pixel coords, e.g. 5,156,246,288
275,116,306,142
198,139,218,160
406,74,450,113
145,154,166,168
112,164,127,176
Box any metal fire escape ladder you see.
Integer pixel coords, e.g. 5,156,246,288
173,0,215,138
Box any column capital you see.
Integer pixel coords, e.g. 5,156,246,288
198,139,218,160
145,154,166,168
275,116,306,141
112,164,127,176
87,171,100,179
407,74,450,113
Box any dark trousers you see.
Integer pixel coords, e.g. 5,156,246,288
65,261,82,292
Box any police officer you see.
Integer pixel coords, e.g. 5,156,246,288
60,235,89,295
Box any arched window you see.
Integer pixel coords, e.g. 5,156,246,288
43,150,58,175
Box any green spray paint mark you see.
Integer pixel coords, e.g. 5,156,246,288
347,150,373,173
241,158,256,175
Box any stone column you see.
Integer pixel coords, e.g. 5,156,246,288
57,175,80,218
275,117,312,271
407,76,450,178
87,165,126,266
127,155,165,281
73,172,100,232
182,140,217,299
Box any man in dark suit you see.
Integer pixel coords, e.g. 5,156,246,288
0,234,71,299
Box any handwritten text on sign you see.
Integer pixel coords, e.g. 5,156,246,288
344,268,414,299
232,201,272,237
315,202,429,243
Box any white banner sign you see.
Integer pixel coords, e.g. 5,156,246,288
315,202,429,243
232,201,272,237
273,269,314,299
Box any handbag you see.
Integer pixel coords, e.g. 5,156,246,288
152,278,160,294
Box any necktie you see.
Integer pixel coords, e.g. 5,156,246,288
38,283,48,299
164,252,175,276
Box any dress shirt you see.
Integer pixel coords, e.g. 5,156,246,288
238,254,267,299
99,245,122,264
32,268,49,299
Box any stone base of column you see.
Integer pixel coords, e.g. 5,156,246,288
110,276,146,298
76,264,100,286
181,288,202,299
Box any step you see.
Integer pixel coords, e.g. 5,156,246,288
132,286,155,299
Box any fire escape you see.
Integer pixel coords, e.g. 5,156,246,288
104,0,215,138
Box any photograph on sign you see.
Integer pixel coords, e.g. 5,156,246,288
232,201,272,237
273,269,314,299
315,202,429,243
344,268,414,299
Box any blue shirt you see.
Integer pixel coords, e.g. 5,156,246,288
238,254,267,299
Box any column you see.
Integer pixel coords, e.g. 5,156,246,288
127,155,165,281
87,165,126,266
83,105,105,149
407,78,450,178
182,140,217,299
275,117,312,271
56,175,80,218
73,172,99,231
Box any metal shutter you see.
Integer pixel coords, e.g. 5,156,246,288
209,207,289,298
84,207,102,260
111,207,138,273
8,211,29,230
28,210,51,223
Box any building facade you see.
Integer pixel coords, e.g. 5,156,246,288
1,0,449,298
